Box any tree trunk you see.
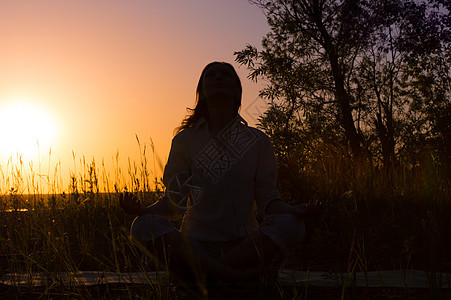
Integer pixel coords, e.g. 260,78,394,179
314,10,366,159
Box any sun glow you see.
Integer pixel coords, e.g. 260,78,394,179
0,99,59,161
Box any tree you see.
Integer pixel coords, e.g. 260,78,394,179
236,0,450,170
238,0,373,160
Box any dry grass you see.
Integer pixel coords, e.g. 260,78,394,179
1,142,450,299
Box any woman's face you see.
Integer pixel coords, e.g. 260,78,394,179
201,64,240,104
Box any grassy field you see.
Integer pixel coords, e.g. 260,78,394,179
0,149,450,299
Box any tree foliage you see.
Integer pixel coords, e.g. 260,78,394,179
236,0,450,173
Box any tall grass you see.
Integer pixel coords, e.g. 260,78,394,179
1,140,450,299
0,141,181,299
291,152,451,298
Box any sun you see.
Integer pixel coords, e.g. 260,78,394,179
0,99,59,161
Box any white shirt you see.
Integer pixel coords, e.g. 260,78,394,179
162,115,281,242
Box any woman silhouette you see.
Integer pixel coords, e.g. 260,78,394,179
120,62,310,282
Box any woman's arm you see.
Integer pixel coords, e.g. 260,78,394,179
119,132,191,218
119,192,181,218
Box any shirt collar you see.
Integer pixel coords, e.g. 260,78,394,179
195,114,248,131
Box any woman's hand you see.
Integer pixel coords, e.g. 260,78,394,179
290,203,308,217
119,192,145,216
293,201,324,218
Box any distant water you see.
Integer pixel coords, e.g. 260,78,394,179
4,208,30,212
0,193,67,212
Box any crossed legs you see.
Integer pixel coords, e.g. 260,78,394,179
131,214,305,282
145,229,280,281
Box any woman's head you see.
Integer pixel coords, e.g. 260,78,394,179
197,62,242,115
176,62,242,134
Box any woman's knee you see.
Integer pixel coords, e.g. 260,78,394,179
284,214,306,243
130,214,176,244
260,214,305,255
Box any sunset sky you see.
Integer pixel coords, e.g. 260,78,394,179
0,0,270,192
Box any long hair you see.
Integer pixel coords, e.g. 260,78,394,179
174,62,242,135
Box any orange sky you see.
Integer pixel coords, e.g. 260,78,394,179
0,0,270,193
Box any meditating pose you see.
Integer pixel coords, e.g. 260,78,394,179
120,62,312,282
